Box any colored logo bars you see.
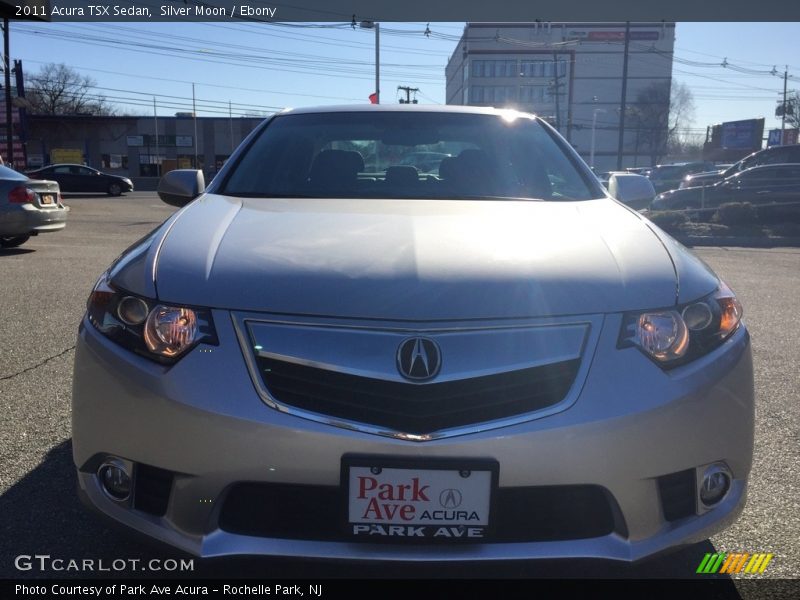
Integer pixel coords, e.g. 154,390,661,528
696,552,774,575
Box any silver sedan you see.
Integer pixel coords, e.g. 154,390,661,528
72,106,753,563
0,165,67,248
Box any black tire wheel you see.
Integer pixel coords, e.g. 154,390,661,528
0,235,31,248
108,183,122,196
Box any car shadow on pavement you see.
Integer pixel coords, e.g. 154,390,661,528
0,440,742,590
0,248,35,256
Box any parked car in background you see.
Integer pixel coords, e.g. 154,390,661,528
647,161,716,194
0,165,67,248
73,105,752,564
653,163,800,212
625,166,652,177
681,145,800,189
26,164,133,196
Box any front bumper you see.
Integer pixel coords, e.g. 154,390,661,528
72,311,754,562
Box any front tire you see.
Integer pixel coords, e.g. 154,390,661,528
0,235,30,248
108,183,122,196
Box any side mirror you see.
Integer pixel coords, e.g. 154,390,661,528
607,173,655,210
157,169,205,207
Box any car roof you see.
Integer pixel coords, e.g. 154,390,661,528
278,104,539,118
41,163,94,168
738,163,800,172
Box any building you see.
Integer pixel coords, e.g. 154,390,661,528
25,113,265,179
445,22,676,170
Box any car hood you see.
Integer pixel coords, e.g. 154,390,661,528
149,195,690,320
686,170,725,182
654,187,702,204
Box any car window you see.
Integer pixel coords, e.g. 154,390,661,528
760,150,789,165
53,166,72,174
739,168,777,182
222,111,602,201
776,166,800,179
78,167,96,176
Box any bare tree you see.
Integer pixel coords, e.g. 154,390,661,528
27,63,115,116
629,80,695,165
777,90,800,130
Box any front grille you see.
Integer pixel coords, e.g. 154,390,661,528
133,464,174,517
657,469,697,522
255,357,580,434
219,482,618,543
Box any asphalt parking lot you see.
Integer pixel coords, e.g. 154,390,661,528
0,192,798,584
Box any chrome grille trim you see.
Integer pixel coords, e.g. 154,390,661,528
231,312,604,441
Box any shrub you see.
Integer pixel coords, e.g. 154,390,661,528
712,202,757,227
677,222,730,237
767,222,800,238
646,210,688,232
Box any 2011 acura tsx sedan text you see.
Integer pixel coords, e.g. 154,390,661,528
72,106,753,562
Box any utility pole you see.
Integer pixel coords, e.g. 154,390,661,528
397,86,419,104
551,52,563,131
3,18,12,167
781,66,788,144
153,97,159,176
616,21,631,170
192,83,198,169
590,108,606,169
229,100,234,154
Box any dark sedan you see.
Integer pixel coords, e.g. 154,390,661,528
647,161,715,194
681,144,800,189
652,163,800,212
26,164,133,196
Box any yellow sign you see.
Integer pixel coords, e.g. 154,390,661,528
51,148,83,164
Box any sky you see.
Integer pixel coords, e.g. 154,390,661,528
9,21,800,139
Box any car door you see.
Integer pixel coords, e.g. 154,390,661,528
75,166,104,192
44,166,76,191
716,168,778,206
765,166,800,205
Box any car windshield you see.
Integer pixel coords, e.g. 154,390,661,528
222,111,603,201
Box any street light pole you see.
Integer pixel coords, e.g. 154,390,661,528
360,21,380,104
590,108,606,169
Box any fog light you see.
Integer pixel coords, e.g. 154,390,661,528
700,464,731,506
98,459,132,501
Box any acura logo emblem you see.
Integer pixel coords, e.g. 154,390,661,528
397,337,441,381
439,488,463,509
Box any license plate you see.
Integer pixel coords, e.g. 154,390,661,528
344,457,496,540
40,194,54,205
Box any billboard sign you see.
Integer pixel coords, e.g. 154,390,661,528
766,128,798,147
720,119,764,150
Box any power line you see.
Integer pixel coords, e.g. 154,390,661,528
19,58,365,103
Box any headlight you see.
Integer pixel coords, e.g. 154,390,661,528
619,282,743,368
86,274,217,364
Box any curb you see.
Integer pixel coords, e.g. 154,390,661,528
674,236,800,248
